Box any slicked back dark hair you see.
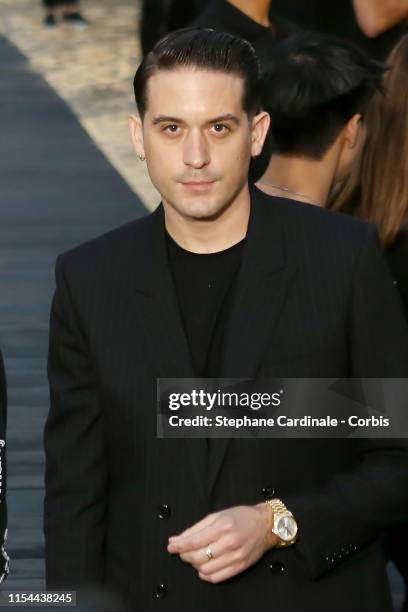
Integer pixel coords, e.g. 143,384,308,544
260,33,385,159
133,27,261,119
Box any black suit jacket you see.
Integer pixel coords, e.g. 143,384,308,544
0,352,8,583
44,186,408,611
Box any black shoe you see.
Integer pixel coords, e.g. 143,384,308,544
44,14,57,28
62,11,88,29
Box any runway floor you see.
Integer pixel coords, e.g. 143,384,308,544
0,35,144,592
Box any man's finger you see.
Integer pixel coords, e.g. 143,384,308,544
198,562,243,584
168,511,218,541
167,522,223,554
185,548,244,575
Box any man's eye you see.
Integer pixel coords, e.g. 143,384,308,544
211,124,230,134
163,124,180,133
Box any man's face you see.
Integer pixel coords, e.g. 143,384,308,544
129,68,269,220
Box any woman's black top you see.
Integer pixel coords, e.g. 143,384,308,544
192,0,299,68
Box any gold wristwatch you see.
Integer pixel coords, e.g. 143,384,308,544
265,498,298,547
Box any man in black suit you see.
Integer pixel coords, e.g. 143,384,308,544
44,28,408,612
0,352,9,584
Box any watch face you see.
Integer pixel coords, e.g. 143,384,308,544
276,515,297,542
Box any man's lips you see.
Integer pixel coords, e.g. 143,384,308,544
180,180,216,191
181,180,215,185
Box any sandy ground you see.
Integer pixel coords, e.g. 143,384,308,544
0,0,159,210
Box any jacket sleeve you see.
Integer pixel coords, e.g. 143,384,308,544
44,256,109,589
285,225,408,580
0,352,9,584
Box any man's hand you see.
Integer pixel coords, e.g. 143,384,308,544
167,503,279,583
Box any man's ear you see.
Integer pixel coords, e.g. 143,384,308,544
345,113,363,149
128,114,146,159
250,111,271,157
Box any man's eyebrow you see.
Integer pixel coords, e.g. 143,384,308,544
151,113,241,126
152,115,184,125
209,114,241,125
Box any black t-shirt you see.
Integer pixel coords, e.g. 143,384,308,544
166,232,245,377
192,0,300,69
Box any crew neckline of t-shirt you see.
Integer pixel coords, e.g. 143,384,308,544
166,231,246,259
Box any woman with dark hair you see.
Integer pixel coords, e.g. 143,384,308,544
330,33,408,316
42,0,87,29
329,34,408,611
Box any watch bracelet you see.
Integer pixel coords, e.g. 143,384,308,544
265,498,296,547
265,498,289,515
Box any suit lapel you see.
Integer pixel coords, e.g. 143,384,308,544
132,191,298,503
208,186,298,495
132,205,208,503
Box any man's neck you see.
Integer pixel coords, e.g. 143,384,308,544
164,183,250,254
256,153,339,207
227,0,272,27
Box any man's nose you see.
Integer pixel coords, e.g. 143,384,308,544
183,130,210,169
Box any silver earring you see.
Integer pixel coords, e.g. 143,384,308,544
138,154,146,161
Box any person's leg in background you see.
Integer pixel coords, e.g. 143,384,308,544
42,0,59,28
60,1,88,28
42,0,88,29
